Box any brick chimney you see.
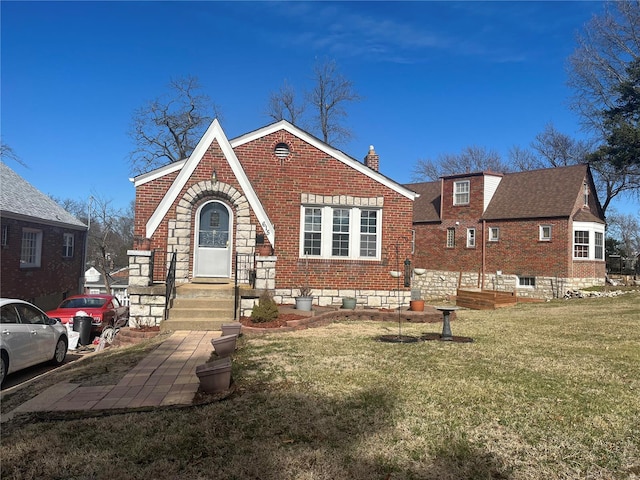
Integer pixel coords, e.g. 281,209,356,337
364,145,379,171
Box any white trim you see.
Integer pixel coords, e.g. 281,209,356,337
572,221,605,261
144,119,275,245
131,160,186,187
231,120,418,201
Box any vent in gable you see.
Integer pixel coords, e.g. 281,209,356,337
274,143,290,158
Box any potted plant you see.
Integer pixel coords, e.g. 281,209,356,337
409,288,425,312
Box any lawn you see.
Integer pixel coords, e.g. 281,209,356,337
1,294,639,480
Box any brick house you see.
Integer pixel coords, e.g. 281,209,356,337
130,120,418,310
407,164,607,299
0,162,88,310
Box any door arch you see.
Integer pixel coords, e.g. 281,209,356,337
194,200,233,278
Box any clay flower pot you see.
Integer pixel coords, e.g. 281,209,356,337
409,299,425,312
196,357,232,393
211,334,238,358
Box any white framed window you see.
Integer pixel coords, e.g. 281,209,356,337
453,181,470,205
63,233,74,258
573,222,605,260
301,206,380,260
574,230,589,258
466,228,476,248
20,228,42,268
1,225,7,247
518,276,536,287
489,227,499,242
446,228,455,248
595,231,604,260
539,225,552,241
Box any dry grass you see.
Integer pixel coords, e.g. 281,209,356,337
1,294,639,480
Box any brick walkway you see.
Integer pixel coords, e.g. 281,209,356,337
5,331,214,418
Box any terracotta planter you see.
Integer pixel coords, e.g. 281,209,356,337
256,245,272,256
409,300,425,312
211,334,237,358
221,322,242,337
196,357,232,393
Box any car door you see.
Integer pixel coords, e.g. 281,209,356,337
15,303,56,364
0,303,33,372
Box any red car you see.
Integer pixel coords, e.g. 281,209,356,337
46,294,129,336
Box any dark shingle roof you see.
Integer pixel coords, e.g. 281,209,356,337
482,164,591,220
0,162,86,228
405,181,441,223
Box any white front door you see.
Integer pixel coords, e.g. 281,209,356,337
194,201,232,278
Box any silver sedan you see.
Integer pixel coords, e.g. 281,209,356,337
1,298,68,385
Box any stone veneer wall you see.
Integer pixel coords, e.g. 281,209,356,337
127,249,166,327
411,269,605,301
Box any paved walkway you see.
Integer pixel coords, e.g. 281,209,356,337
3,331,215,420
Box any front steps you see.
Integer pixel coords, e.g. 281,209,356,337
161,282,236,332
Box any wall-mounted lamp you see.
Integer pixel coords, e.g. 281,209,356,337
212,169,218,183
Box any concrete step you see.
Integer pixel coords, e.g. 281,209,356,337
174,283,235,300
168,306,235,320
160,318,228,332
171,297,235,309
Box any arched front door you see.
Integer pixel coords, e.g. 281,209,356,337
194,201,232,278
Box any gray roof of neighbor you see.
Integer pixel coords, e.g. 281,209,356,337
406,164,604,223
0,162,87,229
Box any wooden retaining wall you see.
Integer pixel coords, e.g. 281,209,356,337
456,289,518,310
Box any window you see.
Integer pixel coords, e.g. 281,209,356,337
1,225,7,247
20,228,42,268
583,183,589,206
539,225,552,241
301,206,380,260
303,207,322,256
595,231,604,260
518,276,536,287
454,181,470,205
466,228,476,248
446,228,455,248
63,233,74,258
332,209,350,257
489,227,499,242
360,210,378,257
574,230,589,258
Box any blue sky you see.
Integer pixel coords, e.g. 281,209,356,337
2,1,637,217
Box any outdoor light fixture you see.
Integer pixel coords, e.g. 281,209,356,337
212,169,218,183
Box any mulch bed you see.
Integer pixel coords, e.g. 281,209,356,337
239,313,307,329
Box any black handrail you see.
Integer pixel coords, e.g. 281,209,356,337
164,251,177,321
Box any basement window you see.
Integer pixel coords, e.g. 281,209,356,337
518,276,536,288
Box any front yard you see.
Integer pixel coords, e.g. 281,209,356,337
1,293,639,479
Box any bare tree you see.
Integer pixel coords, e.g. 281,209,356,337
308,59,361,145
567,1,640,133
128,76,220,175
266,79,305,125
0,141,27,168
508,144,545,171
606,210,640,257
412,146,511,182
531,123,593,167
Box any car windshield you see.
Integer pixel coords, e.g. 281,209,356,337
59,297,106,309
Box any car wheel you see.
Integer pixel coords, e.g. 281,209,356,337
52,338,67,365
1,352,7,385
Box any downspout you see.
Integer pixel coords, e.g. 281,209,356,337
481,219,486,290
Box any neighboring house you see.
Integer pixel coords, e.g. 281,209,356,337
0,162,88,310
84,266,130,305
407,164,607,299
131,119,418,307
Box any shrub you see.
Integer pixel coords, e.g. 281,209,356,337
250,290,279,323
